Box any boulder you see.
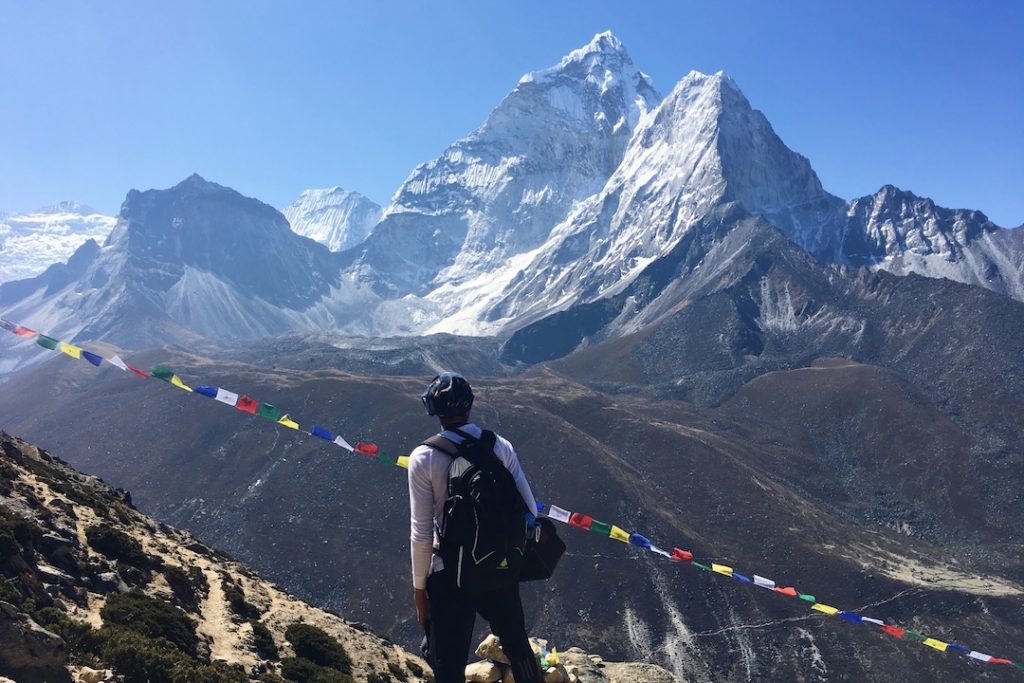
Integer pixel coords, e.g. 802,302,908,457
475,633,510,664
91,571,127,594
465,660,502,682
77,667,114,683
0,601,70,683
543,666,564,683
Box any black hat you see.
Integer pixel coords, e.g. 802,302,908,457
421,372,474,418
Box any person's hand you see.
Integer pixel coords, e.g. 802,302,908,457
414,588,430,631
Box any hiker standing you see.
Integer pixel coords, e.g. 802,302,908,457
408,372,543,683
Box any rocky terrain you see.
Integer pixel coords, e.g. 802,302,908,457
0,431,677,683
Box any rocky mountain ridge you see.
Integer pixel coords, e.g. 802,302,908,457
283,188,382,253
0,203,116,285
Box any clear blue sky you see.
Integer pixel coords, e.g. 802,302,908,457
2,1,1022,226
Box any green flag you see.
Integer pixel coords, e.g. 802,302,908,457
377,452,396,467
36,335,59,350
257,403,282,421
691,562,711,572
904,630,926,641
798,593,816,603
151,365,174,382
589,520,612,537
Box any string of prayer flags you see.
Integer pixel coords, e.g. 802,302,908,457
236,395,259,414
2,314,1021,674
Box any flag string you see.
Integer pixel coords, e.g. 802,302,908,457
1,317,1021,672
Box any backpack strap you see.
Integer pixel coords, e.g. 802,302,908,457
421,429,499,466
421,434,459,456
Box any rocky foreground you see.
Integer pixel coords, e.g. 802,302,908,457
0,431,677,682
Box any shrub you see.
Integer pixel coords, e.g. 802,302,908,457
100,625,183,683
280,657,353,683
222,575,261,620
34,606,100,658
406,660,424,677
388,661,409,681
250,619,279,660
284,623,351,673
162,565,200,613
101,590,198,655
367,673,394,683
171,660,250,683
86,525,160,569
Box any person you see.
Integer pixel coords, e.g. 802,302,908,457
408,372,543,683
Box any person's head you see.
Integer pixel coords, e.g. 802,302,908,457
421,372,474,427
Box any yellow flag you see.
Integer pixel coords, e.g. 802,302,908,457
59,342,82,359
277,414,299,430
811,604,839,616
711,563,733,576
923,638,948,652
396,456,410,470
170,375,193,392
609,525,631,543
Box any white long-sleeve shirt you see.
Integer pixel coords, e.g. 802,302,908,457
408,423,538,590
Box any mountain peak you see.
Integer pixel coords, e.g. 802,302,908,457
36,200,100,216
521,30,643,87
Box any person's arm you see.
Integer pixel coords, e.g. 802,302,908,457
408,446,435,630
495,434,538,516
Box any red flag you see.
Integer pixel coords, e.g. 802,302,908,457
235,395,259,414
774,587,798,597
671,548,693,562
355,442,379,456
568,513,593,530
125,364,149,379
989,658,1013,665
881,625,905,638
13,325,37,337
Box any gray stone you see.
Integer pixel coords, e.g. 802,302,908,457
0,601,70,683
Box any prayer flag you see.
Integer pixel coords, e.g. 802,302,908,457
774,587,797,597
811,604,839,616
881,626,905,638
628,533,651,549
37,335,59,350
968,651,993,662
257,403,282,421
14,326,36,337
588,520,612,537
923,638,948,652
569,513,593,530
125,364,148,379
988,658,1013,665
753,575,775,589
691,562,711,571
535,502,546,514
278,415,300,430
397,456,410,469
333,436,354,451
106,355,129,371
59,342,82,359
215,388,239,406
650,545,673,558
311,425,334,441
798,593,816,603
947,644,969,655
151,365,175,381
733,573,752,584
839,612,862,624
170,375,192,392
905,630,926,641
195,385,218,398
671,548,693,562
609,525,631,543
0,319,15,332
377,452,396,466
236,395,259,414
355,442,379,456
861,617,884,626
711,563,733,577
547,506,571,524
81,351,103,367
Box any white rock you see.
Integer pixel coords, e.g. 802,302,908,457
476,633,510,664
465,660,503,682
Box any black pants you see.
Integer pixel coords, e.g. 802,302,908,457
426,570,542,683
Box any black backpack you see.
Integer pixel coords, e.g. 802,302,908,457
423,428,528,593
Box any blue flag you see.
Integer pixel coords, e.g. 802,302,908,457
81,351,103,367
311,425,334,441
194,385,219,398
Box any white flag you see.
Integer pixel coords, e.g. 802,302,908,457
753,575,775,589
546,505,571,523
333,436,355,451
861,617,884,626
968,651,992,662
215,388,239,406
106,355,129,371
649,545,672,558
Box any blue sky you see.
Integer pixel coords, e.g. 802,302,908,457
2,1,1022,225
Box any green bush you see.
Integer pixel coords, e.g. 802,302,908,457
100,626,183,683
388,661,409,681
34,606,100,658
406,660,424,677
86,524,160,569
367,673,394,683
284,623,351,673
171,660,250,683
101,590,198,655
280,657,353,683
222,575,261,620
162,565,200,612
250,619,279,660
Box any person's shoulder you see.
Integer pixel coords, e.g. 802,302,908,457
408,443,435,464
488,430,515,454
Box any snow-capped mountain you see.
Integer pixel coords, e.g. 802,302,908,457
0,201,116,284
282,187,382,252
0,175,342,356
843,185,1024,300
349,31,661,302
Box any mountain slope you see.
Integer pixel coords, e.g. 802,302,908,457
0,203,116,285
283,188,382,252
